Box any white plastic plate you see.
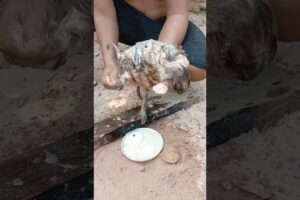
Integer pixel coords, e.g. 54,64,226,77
121,128,164,162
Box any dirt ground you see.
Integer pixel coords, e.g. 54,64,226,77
94,1,207,200
207,111,300,200
94,81,206,200
206,35,300,199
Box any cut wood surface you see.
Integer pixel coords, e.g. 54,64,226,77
32,171,93,200
0,53,93,200
0,53,93,162
207,42,300,147
0,129,92,200
94,82,206,200
94,86,201,149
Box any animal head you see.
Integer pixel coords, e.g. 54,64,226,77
166,61,190,94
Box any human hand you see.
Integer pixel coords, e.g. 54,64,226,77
0,0,63,68
101,61,121,90
175,54,190,68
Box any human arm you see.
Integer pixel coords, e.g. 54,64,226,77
158,0,190,46
94,0,120,89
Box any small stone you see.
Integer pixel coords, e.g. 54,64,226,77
106,125,110,128
12,178,23,186
116,116,121,121
160,146,180,164
221,180,233,191
139,166,145,172
94,80,98,87
44,151,58,164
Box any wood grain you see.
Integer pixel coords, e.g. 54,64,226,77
207,89,300,148
0,129,92,200
94,87,201,149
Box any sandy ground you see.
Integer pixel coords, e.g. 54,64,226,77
94,1,207,200
95,81,206,200
206,34,300,199
207,111,300,200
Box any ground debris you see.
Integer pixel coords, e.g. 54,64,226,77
175,124,189,132
139,166,145,172
44,151,58,164
12,178,24,186
116,116,122,121
160,145,180,164
234,179,271,199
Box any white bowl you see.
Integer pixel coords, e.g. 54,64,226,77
121,128,164,162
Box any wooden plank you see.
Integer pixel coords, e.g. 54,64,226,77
31,171,93,200
94,88,201,149
207,89,300,148
0,129,92,200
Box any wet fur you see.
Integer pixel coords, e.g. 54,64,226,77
109,39,190,124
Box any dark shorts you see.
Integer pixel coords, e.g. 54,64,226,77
113,0,207,69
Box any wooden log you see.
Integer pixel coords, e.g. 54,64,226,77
31,171,93,200
0,129,92,200
207,89,300,148
94,88,201,150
